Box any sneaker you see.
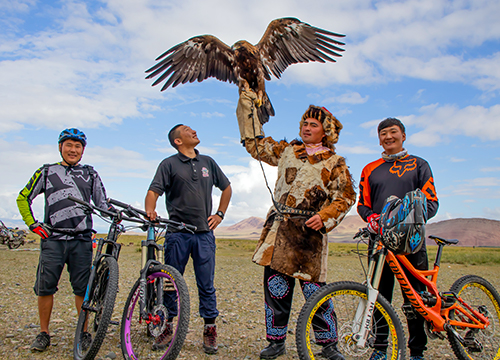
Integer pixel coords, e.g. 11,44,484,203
203,324,218,354
31,331,50,352
369,349,387,360
322,343,346,360
152,322,173,351
260,341,286,359
410,356,425,360
81,332,92,351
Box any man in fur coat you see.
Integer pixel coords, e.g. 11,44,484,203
236,87,356,360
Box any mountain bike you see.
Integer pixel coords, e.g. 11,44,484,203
106,198,195,360
0,220,27,249
296,228,500,360
68,195,127,360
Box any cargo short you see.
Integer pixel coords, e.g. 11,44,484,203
34,237,92,297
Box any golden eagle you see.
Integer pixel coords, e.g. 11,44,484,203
145,17,345,124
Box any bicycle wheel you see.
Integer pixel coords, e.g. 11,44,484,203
121,264,190,360
447,275,500,360
74,256,119,360
8,232,25,249
296,281,406,360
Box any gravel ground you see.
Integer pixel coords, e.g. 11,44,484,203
1,239,499,360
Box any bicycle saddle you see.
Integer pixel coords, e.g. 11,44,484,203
428,235,459,245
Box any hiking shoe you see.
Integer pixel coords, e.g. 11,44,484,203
260,341,286,359
152,322,173,351
369,349,387,360
81,332,92,351
322,343,346,360
203,324,218,354
410,356,425,360
31,331,50,352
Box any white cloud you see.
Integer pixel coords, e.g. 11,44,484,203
2,0,500,137
405,103,500,146
336,144,378,155
220,158,277,223
324,91,369,105
444,177,500,199
0,139,159,225
481,167,500,172
483,207,500,220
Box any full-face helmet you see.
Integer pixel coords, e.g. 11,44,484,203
379,189,428,255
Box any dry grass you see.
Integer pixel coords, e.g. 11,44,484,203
1,236,500,359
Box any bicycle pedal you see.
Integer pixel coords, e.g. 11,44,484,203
401,304,417,320
110,320,120,326
464,338,483,352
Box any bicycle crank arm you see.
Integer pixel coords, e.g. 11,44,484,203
445,324,484,352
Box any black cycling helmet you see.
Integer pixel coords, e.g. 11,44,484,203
379,189,428,255
58,128,87,147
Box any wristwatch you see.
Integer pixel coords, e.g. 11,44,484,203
215,210,224,220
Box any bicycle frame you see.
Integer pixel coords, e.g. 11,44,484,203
353,236,490,348
82,214,123,309
137,225,166,321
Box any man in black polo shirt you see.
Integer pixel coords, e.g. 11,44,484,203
145,124,232,354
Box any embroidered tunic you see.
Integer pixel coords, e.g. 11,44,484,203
244,137,356,282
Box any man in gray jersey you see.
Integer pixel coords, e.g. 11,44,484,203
17,128,111,352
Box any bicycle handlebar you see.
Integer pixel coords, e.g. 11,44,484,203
107,198,197,232
67,195,118,218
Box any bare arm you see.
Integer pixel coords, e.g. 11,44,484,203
145,190,160,221
208,185,232,230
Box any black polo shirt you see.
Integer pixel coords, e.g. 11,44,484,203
149,150,230,232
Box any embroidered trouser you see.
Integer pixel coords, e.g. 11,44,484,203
263,266,338,344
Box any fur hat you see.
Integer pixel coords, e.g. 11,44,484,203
300,105,343,149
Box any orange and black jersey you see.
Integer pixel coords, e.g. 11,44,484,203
357,154,438,222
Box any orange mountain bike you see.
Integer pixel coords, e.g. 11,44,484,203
296,228,500,360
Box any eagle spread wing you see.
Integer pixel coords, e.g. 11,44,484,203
145,35,237,91
257,18,345,79
146,18,345,123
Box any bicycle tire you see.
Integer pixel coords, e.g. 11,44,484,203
8,232,25,249
121,264,190,360
74,256,119,360
447,275,500,360
296,281,406,360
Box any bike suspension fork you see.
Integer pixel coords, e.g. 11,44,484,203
352,249,387,347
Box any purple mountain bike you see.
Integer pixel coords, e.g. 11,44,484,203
107,199,193,360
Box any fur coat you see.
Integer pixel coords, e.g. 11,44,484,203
244,137,356,282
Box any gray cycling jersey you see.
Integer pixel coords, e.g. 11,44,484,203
17,162,110,240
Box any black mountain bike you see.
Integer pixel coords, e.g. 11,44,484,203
68,195,126,360
102,199,194,360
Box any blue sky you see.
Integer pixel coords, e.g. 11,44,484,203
1,0,499,232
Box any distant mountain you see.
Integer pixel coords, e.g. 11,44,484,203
216,216,500,247
425,218,500,247
215,216,265,239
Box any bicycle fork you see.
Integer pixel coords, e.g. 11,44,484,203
351,249,387,348
139,226,165,321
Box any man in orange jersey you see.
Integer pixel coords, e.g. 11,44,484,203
357,117,438,360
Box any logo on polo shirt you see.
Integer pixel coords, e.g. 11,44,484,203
202,167,209,177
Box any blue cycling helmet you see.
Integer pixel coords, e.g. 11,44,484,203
58,128,87,147
379,189,428,255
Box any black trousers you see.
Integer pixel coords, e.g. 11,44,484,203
372,248,429,357
263,266,338,345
